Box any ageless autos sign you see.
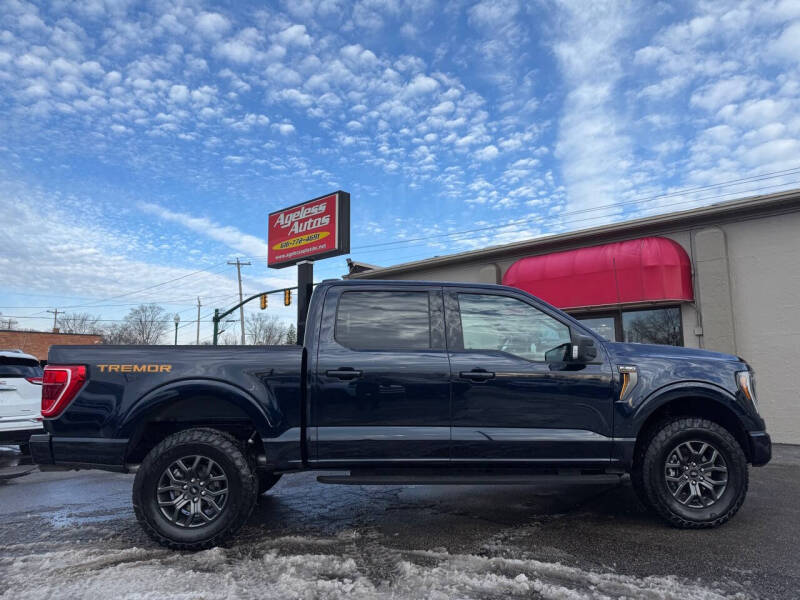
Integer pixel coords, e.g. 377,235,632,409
267,191,350,268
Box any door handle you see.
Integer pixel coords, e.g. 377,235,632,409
325,368,363,380
459,369,495,382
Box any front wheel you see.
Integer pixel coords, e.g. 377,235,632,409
133,428,257,550
641,417,748,528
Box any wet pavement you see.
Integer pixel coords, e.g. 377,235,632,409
0,444,798,599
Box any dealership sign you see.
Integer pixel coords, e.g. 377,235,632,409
267,191,350,268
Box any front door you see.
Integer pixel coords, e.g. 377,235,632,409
312,285,451,464
444,289,614,464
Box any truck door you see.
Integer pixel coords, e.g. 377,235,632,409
444,288,614,464
311,285,451,463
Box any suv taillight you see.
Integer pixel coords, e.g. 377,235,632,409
26,377,43,385
42,365,86,418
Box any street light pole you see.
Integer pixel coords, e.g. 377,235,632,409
174,313,180,345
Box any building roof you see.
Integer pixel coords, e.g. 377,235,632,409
347,187,800,279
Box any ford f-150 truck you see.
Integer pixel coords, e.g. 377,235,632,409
30,280,771,550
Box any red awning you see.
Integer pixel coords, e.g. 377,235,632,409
502,237,693,309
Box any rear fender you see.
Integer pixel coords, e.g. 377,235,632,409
117,378,275,440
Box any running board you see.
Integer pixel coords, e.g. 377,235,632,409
316,473,622,485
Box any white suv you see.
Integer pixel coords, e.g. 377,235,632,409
0,350,44,453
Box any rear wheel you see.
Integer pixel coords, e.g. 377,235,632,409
133,428,257,550
642,418,748,528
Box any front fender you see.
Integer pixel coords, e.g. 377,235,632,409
116,378,275,440
616,380,755,438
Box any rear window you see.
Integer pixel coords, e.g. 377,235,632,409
335,291,432,350
0,357,43,378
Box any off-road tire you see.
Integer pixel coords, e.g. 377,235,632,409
133,427,258,550
642,417,748,528
257,471,282,495
630,444,652,511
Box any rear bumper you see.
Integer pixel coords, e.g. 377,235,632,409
0,425,44,444
29,433,129,472
748,431,771,466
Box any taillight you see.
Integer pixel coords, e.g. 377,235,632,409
42,365,86,418
26,377,43,385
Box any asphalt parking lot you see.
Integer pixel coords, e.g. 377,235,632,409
0,444,798,599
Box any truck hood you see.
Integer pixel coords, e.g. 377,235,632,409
603,341,742,364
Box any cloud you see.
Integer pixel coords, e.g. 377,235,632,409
138,202,268,258
474,144,499,161
196,12,231,38
169,84,189,103
468,0,519,30
552,1,635,219
404,74,439,97
273,24,312,47
690,75,751,111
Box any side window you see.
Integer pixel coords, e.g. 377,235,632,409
335,291,432,350
457,293,571,361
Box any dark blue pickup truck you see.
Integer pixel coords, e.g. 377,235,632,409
31,280,771,549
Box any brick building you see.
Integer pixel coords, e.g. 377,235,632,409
0,330,102,362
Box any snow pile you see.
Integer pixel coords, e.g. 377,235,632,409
0,537,749,599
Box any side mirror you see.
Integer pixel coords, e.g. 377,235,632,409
572,335,597,363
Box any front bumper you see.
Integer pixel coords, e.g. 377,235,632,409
748,431,771,466
29,433,129,472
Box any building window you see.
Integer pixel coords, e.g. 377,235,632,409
576,316,616,341
575,306,683,346
622,307,682,346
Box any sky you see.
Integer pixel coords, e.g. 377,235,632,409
1,0,800,343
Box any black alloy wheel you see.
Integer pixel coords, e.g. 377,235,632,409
156,455,229,528
663,440,728,508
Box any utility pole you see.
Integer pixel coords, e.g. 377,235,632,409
47,308,59,332
227,258,251,345
196,297,202,345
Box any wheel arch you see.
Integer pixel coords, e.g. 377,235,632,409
632,385,752,463
121,379,274,464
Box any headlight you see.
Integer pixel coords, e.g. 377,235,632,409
736,370,757,410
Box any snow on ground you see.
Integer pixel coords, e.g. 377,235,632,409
0,532,748,600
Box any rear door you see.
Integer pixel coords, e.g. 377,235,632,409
444,288,614,464
312,285,451,463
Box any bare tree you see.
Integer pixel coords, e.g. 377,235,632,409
625,309,682,346
57,312,102,335
219,331,239,345
122,304,168,345
0,312,18,330
246,313,288,345
101,322,136,345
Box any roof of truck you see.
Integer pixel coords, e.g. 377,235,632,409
320,279,510,291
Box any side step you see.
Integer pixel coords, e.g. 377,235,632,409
317,473,622,486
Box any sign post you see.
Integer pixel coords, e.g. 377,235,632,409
268,191,350,343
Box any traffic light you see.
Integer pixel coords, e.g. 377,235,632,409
284,289,291,306
260,294,267,310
